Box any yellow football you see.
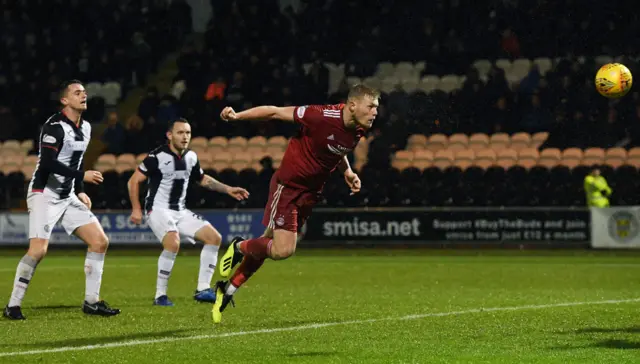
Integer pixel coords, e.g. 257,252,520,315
595,63,633,98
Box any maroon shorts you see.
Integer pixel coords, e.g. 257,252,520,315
261,174,319,233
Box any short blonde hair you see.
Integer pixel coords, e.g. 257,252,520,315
347,84,380,101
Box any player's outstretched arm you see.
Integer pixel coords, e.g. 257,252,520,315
220,106,296,123
127,169,147,224
200,175,250,201
339,156,361,195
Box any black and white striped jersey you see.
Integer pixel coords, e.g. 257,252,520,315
28,112,91,199
138,145,204,212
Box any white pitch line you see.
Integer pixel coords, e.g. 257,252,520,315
1,297,639,358
0,264,152,273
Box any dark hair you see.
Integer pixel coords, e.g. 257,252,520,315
168,118,189,131
59,79,84,100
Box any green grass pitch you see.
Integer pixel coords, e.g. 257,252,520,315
0,249,640,363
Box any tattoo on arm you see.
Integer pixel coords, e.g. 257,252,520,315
201,175,229,193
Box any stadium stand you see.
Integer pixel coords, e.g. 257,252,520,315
3,0,640,210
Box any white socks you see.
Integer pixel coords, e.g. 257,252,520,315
156,250,177,299
225,283,238,296
84,252,105,304
197,244,219,291
8,255,39,307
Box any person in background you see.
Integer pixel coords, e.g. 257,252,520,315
584,167,612,207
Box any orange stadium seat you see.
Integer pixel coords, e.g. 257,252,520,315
2,140,21,155
468,133,489,151
518,148,539,169
267,136,288,150
531,131,549,148
23,155,38,166
198,153,213,169
489,133,510,151
433,150,454,169
510,132,531,151
271,150,285,168
190,136,208,150
392,150,413,170
116,154,136,173
496,149,518,168
412,150,433,170
228,136,248,149
208,136,228,150
455,149,475,162
212,151,232,171
226,145,244,155
265,146,284,156
605,147,627,168
246,145,265,155
21,165,35,180
407,134,428,151
628,147,640,159
475,149,497,169
95,154,116,172
426,134,446,152
560,148,582,168
2,164,20,174
247,136,268,148
20,140,34,154
582,147,605,166
448,134,469,150
538,148,561,168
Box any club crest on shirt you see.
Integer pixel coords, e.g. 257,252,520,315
297,106,307,118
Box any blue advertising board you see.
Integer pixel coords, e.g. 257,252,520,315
0,211,266,245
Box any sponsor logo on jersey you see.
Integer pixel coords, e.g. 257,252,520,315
42,134,56,144
327,144,352,156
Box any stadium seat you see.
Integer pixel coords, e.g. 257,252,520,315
583,147,605,166
199,153,213,169
85,82,104,99
426,134,447,152
531,132,549,148
267,136,288,150
533,57,553,75
438,75,461,93
469,133,490,151
489,133,510,150
102,82,122,105
376,62,395,78
419,76,440,93
605,147,627,168
595,55,614,65
20,140,34,154
247,136,267,148
448,134,469,150
496,149,518,169
2,140,21,155
433,150,454,169
472,59,492,77
560,148,582,168
208,136,228,150
191,136,208,150
475,149,497,169
392,150,413,170
228,136,248,149
510,132,531,151
538,148,561,168
495,59,512,72
407,134,428,150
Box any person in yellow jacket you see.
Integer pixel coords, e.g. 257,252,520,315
584,168,612,207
